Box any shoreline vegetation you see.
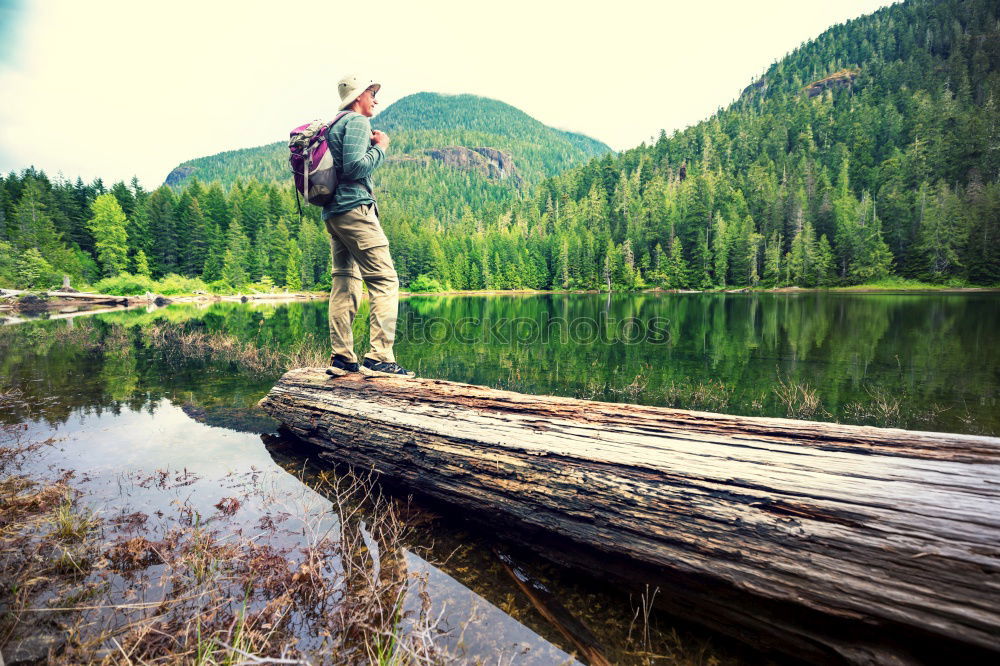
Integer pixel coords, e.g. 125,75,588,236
4,278,998,314
0,397,453,664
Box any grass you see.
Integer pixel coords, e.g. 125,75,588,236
50,491,99,542
143,322,327,373
773,375,824,420
0,407,452,665
830,276,988,291
662,379,735,412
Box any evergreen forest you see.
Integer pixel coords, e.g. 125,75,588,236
1,0,998,293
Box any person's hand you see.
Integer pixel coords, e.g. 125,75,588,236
371,130,390,149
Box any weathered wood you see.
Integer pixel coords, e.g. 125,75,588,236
259,368,1000,664
0,289,130,309
0,288,128,302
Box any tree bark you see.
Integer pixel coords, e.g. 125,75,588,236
259,368,1000,664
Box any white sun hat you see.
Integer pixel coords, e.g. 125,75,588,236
337,74,381,111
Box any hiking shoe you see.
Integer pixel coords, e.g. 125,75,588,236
360,358,416,378
325,355,359,377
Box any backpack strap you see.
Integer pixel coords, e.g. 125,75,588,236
327,111,374,195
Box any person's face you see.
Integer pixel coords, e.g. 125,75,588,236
356,86,378,117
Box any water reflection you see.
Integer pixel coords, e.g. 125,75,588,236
3,292,996,434
1,293,996,662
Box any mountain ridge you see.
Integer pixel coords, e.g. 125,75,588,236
162,92,611,190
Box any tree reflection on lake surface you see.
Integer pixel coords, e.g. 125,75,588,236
0,292,996,663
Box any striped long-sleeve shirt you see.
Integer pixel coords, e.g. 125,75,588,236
322,112,385,218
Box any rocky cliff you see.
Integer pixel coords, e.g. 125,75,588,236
389,146,522,186
164,165,197,187
804,68,861,97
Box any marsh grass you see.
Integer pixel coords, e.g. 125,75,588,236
772,374,824,420
662,379,734,412
143,322,327,373
0,422,451,665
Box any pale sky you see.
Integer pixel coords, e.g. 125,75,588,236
0,0,897,188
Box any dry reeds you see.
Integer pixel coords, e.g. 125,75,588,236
773,374,822,420
143,323,327,374
0,427,450,665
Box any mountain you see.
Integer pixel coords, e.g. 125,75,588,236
370,92,609,178
489,0,1000,289
5,0,997,293
162,93,611,216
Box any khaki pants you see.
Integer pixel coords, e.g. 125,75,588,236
323,204,399,364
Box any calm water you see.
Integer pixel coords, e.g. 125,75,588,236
1,292,997,664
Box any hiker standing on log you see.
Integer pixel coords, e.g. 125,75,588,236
322,75,415,378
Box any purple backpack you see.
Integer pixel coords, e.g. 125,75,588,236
288,111,349,210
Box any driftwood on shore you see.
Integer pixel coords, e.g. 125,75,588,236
0,288,323,312
259,368,1000,664
0,288,130,306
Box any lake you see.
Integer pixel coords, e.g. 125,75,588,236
1,291,996,663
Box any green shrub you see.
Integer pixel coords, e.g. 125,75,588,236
0,241,16,288
407,273,444,293
156,274,209,295
207,279,233,294
313,274,331,292
249,275,276,293
93,273,157,295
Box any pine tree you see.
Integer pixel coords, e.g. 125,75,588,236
11,180,60,256
285,239,303,290
270,219,292,286
87,193,129,277
690,229,712,289
10,180,78,279
814,235,835,286
144,187,178,277
832,160,859,279
664,237,689,288
221,220,251,287
963,181,1000,284
176,193,209,276
201,183,230,231
133,249,151,277
221,249,245,288
109,181,137,217
789,219,817,286
916,181,964,281
763,231,783,286
849,193,894,282
557,238,570,288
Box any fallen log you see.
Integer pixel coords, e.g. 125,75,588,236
259,368,1000,664
0,289,130,307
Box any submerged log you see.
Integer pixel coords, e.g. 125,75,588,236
259,368,1000,664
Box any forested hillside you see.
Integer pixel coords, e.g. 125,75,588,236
2,0,997,293
167,93,609,187
503,0,1000,289
157,93,611,238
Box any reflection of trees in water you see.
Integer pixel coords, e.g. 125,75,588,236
396,293,999,432
0,314,277,429
0,294,996,434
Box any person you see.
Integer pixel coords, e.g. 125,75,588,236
322,74,415,378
